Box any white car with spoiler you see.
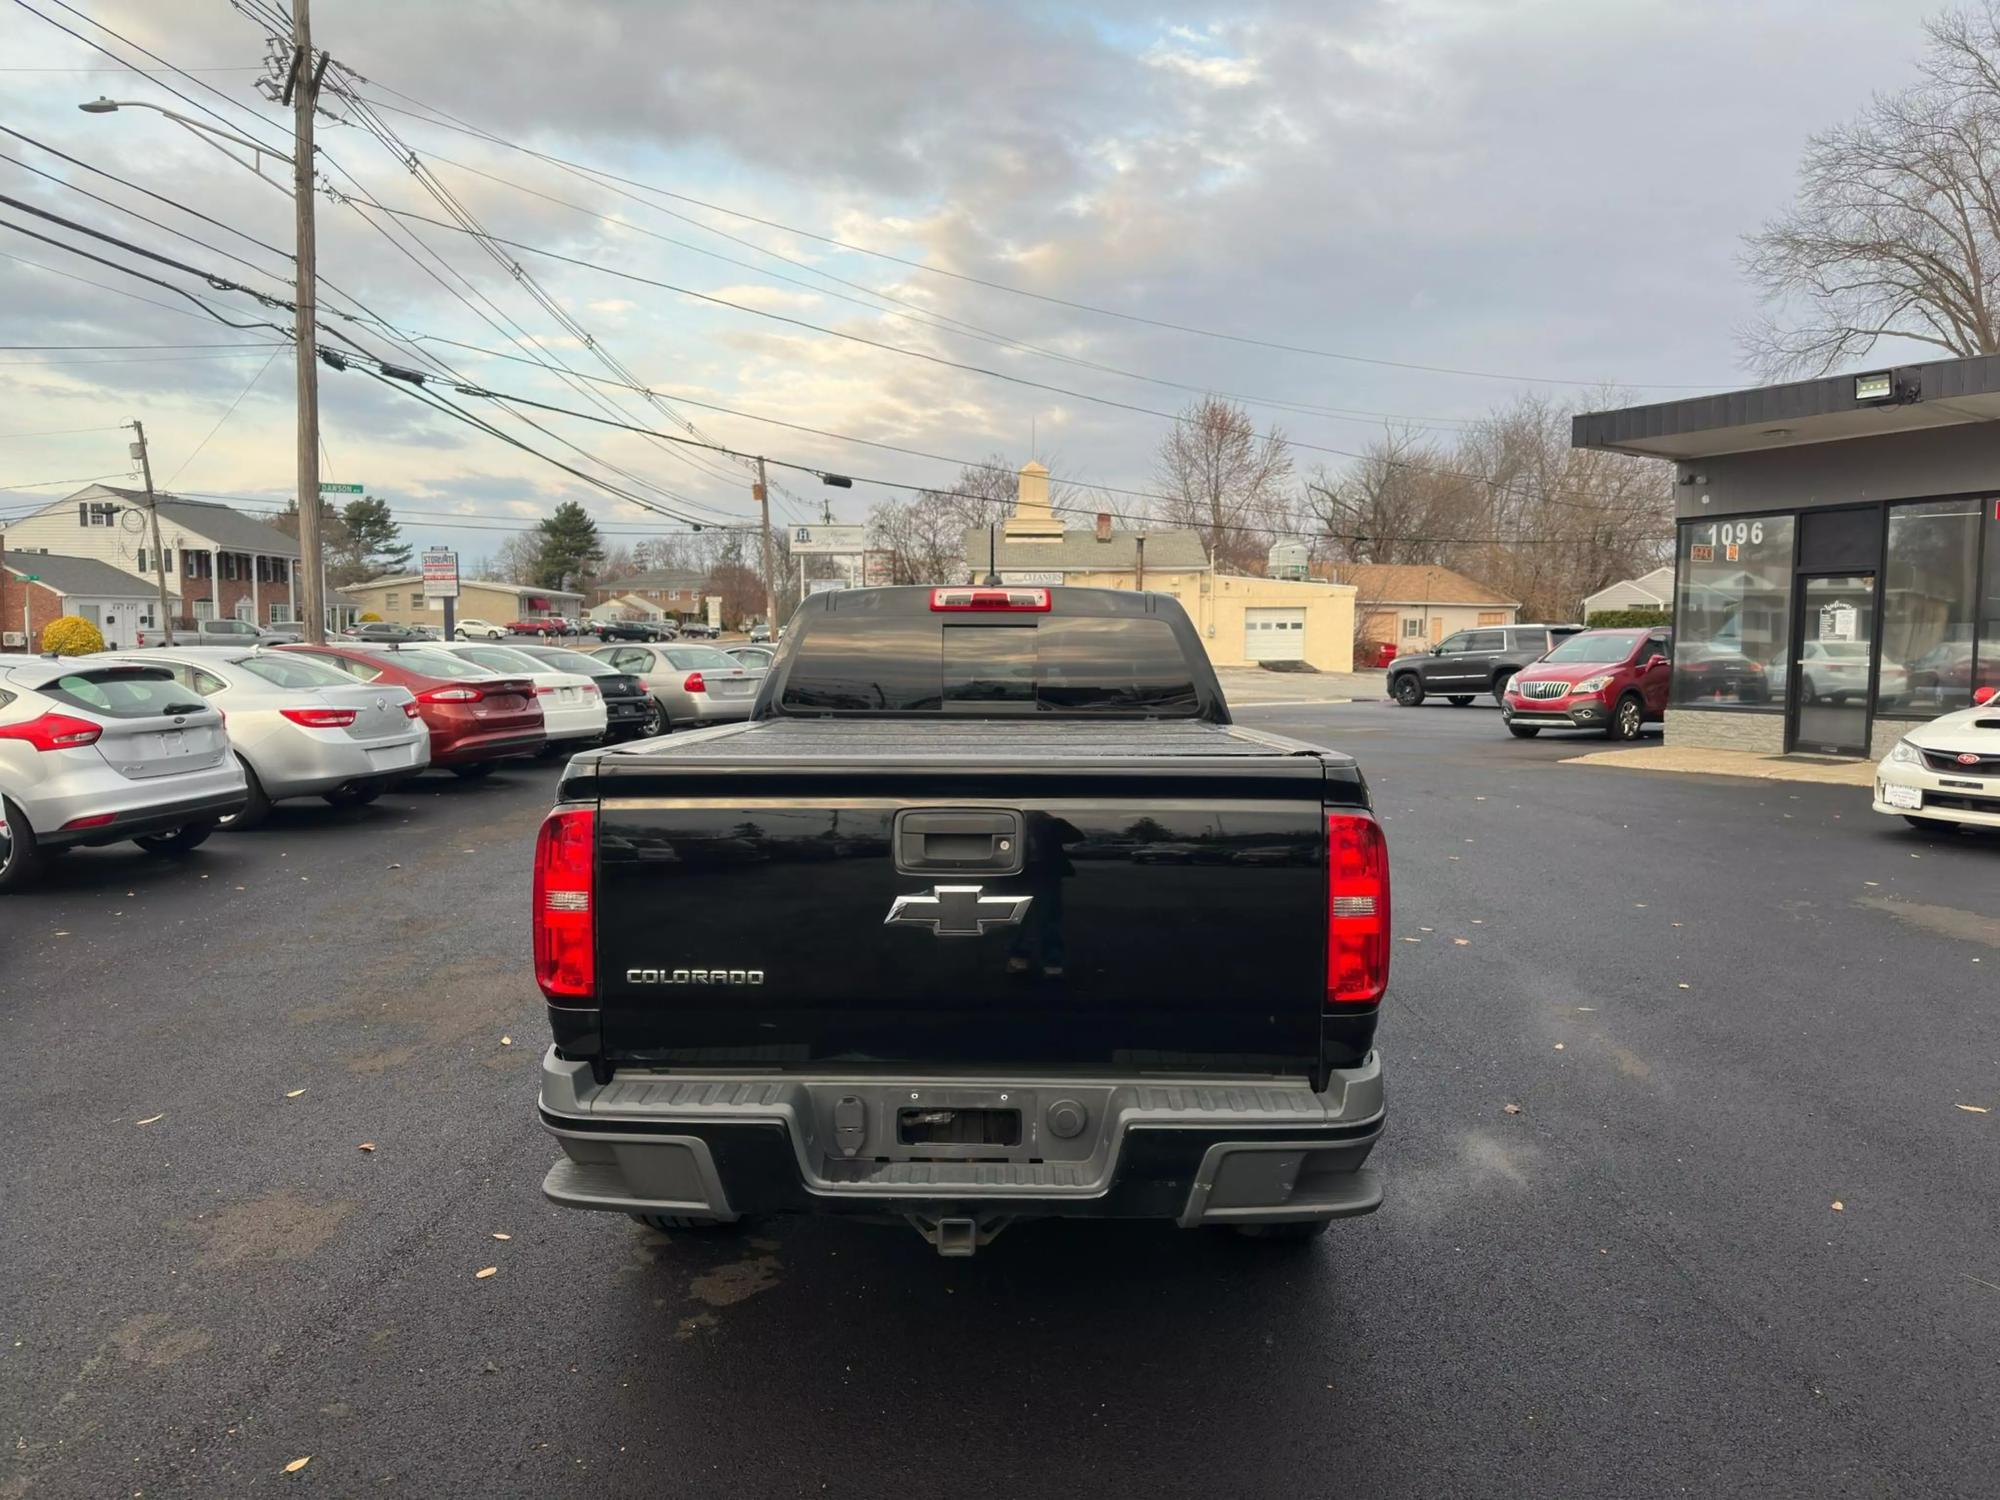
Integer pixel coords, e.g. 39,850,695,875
1874,687,2000,833
0,654,246,892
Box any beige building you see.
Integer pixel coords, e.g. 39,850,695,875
1317,563,1519,648
961,463,1357,672
343,575,584,628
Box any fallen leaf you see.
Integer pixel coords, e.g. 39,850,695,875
1676,983,1691,990
1831,1200,1845,1212
1956,1105,1990,1114
1576,1006,1596,1012
475,1266,498,1279
1502,1103,1522,1115
284,1457,310,1474
1452,937,1470,946
492,1232,511,1241
358,1142,376,1152
1400,936,1422,944
1864,881,1879,887
1470,918,1485,925
1553,1043,1565,1051
135,1113,164,1126
1419,926,1434,932
500,1036,513,1047
285,1089,305,1099
387,863,402,870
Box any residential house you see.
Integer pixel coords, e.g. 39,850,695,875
4,485,308,629
959,463,1358,670
585,593,668,624
1582,564,1675,618
1317,563,1520,648
0,549,168,651
342,574,584,628
588,569,706,621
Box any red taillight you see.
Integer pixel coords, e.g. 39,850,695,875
533,807,596,1001
683,671,706,694
930,587,1051,612
1327,812,1390,1005
418,685,484,703
534,684,556,696
402,701,422,718
0,712,104,752
60,812,117,830
279,706,358,728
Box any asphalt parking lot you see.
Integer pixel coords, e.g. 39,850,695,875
4,699,1997,1498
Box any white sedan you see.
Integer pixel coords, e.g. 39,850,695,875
1873,690,2000,833
417,640,608,747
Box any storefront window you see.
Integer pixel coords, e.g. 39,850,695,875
1979,499,2000,705
1672,515,1793,708
1882,498,1981,716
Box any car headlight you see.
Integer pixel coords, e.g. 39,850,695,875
1573,675,1614,695
1888,739,1921,764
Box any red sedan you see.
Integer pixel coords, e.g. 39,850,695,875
278,643,545,777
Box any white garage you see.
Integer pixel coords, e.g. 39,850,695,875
1243,606,1307,662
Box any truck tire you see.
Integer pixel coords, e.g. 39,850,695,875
1233,1219,1331,1242
1446,695,1473,707
0,797,43,894
134,822,215,856
1391,674,1424,707
1609,693,1645,741
1507,724,1541,738
627,1213,741,1234
1492,672,1515,704
218,757,272,831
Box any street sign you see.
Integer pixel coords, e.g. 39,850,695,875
421,547,460,600
1002,570,1063,587
790,524,865,555
319,482,364,494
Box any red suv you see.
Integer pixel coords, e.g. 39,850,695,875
279,643,545,777
1500,627,1672,741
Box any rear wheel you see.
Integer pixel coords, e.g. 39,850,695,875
1507,723,1541,739
134,821,214,856
627,1213,742,1234
1609,694,1646,741
636,700,666,737
1391,674,1424,707
1446,695,1473,707
0,797,43,894
1233,1219,1331,1243
217,757,271,831
450,763,495,780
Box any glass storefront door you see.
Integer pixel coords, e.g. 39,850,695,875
1788,575,1876,755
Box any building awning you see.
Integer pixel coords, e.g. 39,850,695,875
1572,353,2000,460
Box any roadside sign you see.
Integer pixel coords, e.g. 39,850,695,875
706,594,722,629
808,578,846,595
421,546,460,600
1002,570,1063,587
319,482,364,494
790,524,865,555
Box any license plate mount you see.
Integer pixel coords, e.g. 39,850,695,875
1883,783,1922,810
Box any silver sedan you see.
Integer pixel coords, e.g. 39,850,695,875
590,642,760,728
99,646,429,827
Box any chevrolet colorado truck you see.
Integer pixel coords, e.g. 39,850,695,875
533,585,1389,1255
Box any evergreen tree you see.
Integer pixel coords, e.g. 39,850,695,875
333,495,411,585
533,501,604,589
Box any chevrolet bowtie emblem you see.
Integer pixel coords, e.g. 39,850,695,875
885,885,1033,938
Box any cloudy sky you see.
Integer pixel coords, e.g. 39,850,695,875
0,0,1940,562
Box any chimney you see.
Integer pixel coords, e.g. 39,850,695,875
1095,512,1112,542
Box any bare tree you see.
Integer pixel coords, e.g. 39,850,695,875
867,457,1020,584
1151,397,1292,573
1741,3,2000,378
470,530,542,584
1304,428,1481,567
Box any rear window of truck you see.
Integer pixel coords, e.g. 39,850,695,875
780,616,1200,715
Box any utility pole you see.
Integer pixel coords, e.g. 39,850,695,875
755,456,774,629
288,0,327,644
127,421,175,646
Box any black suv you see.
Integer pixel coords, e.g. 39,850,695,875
1387,624,1584,707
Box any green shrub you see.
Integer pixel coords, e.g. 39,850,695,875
1585,608,1672,629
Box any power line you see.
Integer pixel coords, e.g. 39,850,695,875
0,424,125,438
165,344,286,485
0,349,285,366
0,469,134,491
353,82,1724,393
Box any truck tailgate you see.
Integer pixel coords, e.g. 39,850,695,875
583,721,1353,1076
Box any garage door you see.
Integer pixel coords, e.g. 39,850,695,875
1244,607,1307,662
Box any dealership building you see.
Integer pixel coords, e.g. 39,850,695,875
1573,354,2000,759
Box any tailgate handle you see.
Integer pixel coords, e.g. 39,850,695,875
895,810,1024,875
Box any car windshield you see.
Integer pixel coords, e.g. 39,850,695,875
394,649,496,680
455,645,546,674
519,647,612,675
232,654,355,689
665,646,740,671
1541,631,1643,664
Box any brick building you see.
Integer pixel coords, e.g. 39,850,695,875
0,549,165,651
587,568,706,621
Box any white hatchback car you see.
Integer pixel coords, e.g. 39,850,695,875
98,646,430,827
413,640,607,748
0,654,247,891
1873,689,2000,833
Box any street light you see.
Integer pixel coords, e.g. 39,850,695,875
76,97,291,190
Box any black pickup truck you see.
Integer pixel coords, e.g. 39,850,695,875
533,585,1389,1255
